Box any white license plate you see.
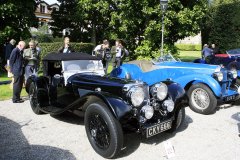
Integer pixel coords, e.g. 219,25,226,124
146,120,172,138
226,95,236,101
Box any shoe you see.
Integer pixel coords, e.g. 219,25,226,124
13,99,24,103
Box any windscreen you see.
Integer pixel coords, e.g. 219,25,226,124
151,53,176,64
62,60,103,71
227,48,240,55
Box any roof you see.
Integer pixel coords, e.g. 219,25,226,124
42,53,102,61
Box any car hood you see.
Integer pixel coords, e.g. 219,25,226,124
156,61,218,71
68,73,138,97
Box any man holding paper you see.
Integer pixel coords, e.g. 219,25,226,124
23,40,41,82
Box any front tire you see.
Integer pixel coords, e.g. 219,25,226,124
167,106,185,133
188,83,217,114
29,82,44,115
85,102,123,158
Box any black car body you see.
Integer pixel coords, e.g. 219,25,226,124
25,53,188,158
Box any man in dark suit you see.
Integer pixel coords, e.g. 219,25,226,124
56,37,75,53
5,39,16,78
5,39,16,61
111,40,125,69
9,41,26,103
211,44,218,55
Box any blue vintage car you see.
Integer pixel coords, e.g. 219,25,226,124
110,53,240,115
193,48,240,70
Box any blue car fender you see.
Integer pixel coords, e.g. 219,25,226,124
173,74,221,97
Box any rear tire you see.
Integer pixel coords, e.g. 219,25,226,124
188,83,217,115
29,82,44,115
85,102,123,158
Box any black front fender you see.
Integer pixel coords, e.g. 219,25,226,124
26,76,49,107
74,92,134,124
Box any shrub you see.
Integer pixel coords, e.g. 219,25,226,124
38,42,94,71
175,44,202,51
202,2,240,54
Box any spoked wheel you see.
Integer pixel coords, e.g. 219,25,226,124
85,102,123,158
167,105,185,133
89,114,110,150
188,83,217,115
29,82,44,114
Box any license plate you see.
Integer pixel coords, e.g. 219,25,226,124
225,95,236,101
146,120,172,138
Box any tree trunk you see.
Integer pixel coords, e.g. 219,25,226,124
91,12,97,46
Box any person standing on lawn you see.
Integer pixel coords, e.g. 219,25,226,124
23,40,41,82
5,39,16,77
94,39,111,74
56,37,75,53
202,44,212,59
9,41,26,103
111,40,125,69
211,44,218,55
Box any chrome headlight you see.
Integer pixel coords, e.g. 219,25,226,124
228,70,238,79
163,100,174,112
129,87,145,107
141,105,154,119
151,82,168,101
213,72,223,81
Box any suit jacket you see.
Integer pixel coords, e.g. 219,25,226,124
202,47,212,58
56,45,75,53
111,46,125,62
212,47,218,55
9,47,24,76
5,43,14,61
23,48,41,71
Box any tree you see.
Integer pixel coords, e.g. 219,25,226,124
0,0,39,70
202,1,240,53
51,0,207,60
109,0,208,60
50,0,113,46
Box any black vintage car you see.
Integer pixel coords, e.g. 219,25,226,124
25,53,188,158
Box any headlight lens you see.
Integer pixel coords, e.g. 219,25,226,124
218,72,223,81
141,105,154,119
232,70,238,79
163,100,175,112
151,83,168,101
130,87,145,107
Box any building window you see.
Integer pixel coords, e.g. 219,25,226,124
40,4,45,13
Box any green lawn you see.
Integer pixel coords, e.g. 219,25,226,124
0,52,200,100
179,51,201,62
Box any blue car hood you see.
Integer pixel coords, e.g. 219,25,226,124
156,61,218,71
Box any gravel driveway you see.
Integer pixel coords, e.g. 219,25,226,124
0,99,240,160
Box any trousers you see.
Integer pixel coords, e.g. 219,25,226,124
13,74,24,101
25,65,37,82
112,57,122,69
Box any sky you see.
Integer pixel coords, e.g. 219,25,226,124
44,0,60,5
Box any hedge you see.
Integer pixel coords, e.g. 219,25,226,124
38,42,94,71
202,2,240,54
175,44,202,51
